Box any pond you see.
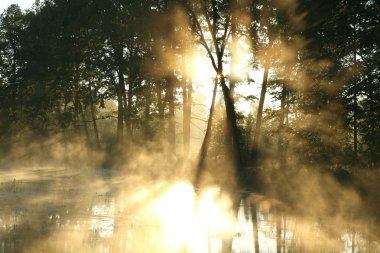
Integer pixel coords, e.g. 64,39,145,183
0,166,379,253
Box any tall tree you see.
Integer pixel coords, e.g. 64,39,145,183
0,5,25,133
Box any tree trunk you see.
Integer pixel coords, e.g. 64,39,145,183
127,77,133,137
368,88,375,166
116,72,124,148
283,215,286,252
221,238,234,253
353,53,358,161
144,89,151,137
167,76,176,150
182,74,191,156
157,83,165,140
219,74,244,252
114,43,125,149
89,84,101,149
194,77,218,188
352,17,359,162
182,63,189,154
11,37,17,117
252,203,260,253
157,84,164,119
251,63,270,159
220,74,243,182
187,79,193,152
121,79,132,145
230,4,238,99
278,86,287,168
276,210,282,253
79,100,91,146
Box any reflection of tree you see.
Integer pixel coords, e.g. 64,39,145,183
0,167,103,253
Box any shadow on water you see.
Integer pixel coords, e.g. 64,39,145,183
0,165,379,253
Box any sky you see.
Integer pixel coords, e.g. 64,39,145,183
0,0,35,13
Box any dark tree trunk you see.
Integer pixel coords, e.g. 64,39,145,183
157,83,165,141
73,95,82,133
157,84,164,120
276,210,282,253
89,84,101,150
114,43,125,149
352,18,359,162
127,77,133,138
79,100,91,145
144,88,151,137
252,203,260,253
116,70,124,147
194,77,218,188
181,66,188,153
219,74,245,251
230,5,238,99
167,76,176,150
368,88,375,166
220,74,243,181
283,215,287,252
353,52,358,161
278,86,287,168
121,79,131,144
11,38,17,117
251,63,270,159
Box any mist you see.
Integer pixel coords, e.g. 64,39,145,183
1,0,379,252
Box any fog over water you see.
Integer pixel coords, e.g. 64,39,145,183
1,150,379,253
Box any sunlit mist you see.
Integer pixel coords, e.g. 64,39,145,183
1,0,379,252
143,182,235,253
192,52,214,82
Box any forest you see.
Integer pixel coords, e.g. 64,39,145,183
0,0,379,252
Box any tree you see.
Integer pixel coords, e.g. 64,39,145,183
0,5,25,138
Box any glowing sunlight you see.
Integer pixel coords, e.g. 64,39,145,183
149,182,235,253
191,52,214,82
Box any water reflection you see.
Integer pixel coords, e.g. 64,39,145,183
0,167,379,253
